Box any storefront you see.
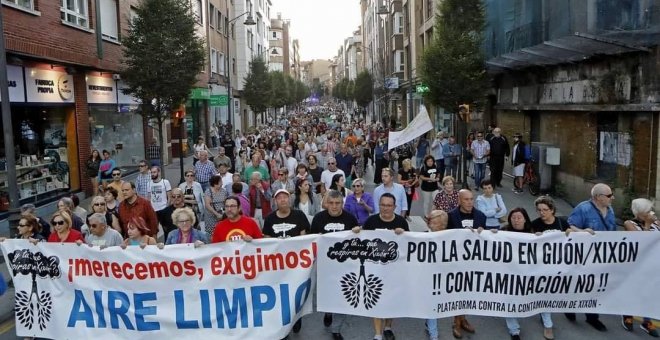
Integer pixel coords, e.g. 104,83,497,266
0,64,77,205
86,73,144,170
186,87,210,150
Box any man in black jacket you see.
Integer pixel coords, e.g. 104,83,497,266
488,127,509,188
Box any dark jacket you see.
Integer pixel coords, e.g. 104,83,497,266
447,206,487,229
488,136,510,158
512,141,527,166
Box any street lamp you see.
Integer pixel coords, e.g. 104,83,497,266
226,11,256,133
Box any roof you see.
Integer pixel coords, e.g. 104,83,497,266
486,31,656,73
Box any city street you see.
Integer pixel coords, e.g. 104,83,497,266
0,157,654,339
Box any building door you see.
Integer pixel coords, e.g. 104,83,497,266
596,112,618,180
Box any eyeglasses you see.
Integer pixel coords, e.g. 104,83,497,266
328,162,336,165
139,164,147,168
52,220,66,226
112,173,121,177
185,174,194,177
93,203,106,206
172,195,183,198
225,204,238,208
352,184,363,188
89,224,101,229
602,194,614,198
477,135,483,138
177,219,190,224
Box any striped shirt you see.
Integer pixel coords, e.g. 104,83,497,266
471,140,490,164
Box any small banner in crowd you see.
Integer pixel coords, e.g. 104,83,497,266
387,104,434,150
1,236,316,340
317,230,660,319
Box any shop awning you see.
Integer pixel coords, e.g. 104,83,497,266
486,32,654,73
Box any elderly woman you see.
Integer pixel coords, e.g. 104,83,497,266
344,178,375,226
47,210,83,243
531,196,568,232
620,198,659,336
87,195,121,234
164,207,209,246
433,176,459,212
179,169,205,220
57,197,85,231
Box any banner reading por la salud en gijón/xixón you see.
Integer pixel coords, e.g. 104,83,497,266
316,229,660,320
1,236,317,340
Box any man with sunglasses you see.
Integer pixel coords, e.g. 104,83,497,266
469,132,490,191
159,188,199,238
135,160,151,198
564,183,616,331
321,157,345,193
106,169,127,201
83,213,123,248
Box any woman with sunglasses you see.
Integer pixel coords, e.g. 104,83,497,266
178,169,205,220
47,210,83,243
344,178,374,226
87,195,121,234
0,214,44,242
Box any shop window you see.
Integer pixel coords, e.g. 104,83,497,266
89,106,145,169
60,0,89,28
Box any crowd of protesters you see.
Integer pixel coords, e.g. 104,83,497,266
2,104,659,340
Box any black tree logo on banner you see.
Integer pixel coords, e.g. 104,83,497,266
327,238,398,310
7,249,61,330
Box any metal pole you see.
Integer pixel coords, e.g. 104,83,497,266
0,11,19,210
226,33,232,131
179,119,185,184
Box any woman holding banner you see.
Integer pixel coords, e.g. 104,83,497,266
503,207,554,340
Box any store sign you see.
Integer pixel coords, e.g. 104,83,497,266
25,68,74,103
190,88,210,100
210,95,228,106
86,76,117,104
0,65,26,103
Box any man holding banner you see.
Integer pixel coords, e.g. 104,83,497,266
310,190,358,340
354,192,408,340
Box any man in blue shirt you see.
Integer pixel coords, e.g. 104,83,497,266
565,183,616,332
373,168,407,216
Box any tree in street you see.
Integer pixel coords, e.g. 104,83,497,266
120,0,205,173
353,71,374,112
419,0,488,111
269,71,288,122
243,57,272,123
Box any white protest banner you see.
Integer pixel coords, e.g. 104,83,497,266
388,105,434,150
1,236,316,340
317,230,660,319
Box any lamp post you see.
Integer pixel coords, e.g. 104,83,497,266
226,11,256,134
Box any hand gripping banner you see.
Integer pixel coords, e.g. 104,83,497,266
1,236,317,339
316,229,660,320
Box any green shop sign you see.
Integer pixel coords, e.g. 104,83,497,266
189,88,210,100
416,84,430,94
210,95,228,107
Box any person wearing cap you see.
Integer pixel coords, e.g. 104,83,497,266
261,188,310,336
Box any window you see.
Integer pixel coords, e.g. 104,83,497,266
272,31,276,39
209,4,215,28
395,50,404,72
216,10,222,33
3,0,34,11
218,53,225,75
192,0,202,24
224,16,229,35
394,13,404,34
210,49,218,73
426,0,433,20
247,30,253,49
232,58,236,75
61,0,89,28
100,0,118,41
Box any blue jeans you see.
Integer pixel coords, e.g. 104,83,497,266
474,162,487,188
506,313,552,335
425,318,438,339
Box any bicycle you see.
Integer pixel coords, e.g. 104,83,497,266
513,159,540,196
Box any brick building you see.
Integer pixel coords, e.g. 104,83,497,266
1,0,144,205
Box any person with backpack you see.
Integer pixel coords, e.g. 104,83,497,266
511,133,527,194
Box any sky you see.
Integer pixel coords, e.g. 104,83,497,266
269,0,362,61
